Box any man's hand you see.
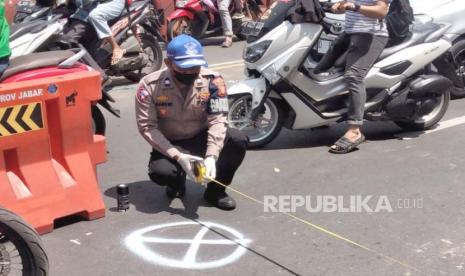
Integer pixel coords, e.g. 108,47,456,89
331,1,344,13
340,2,356,12
204,156,217,180
331,1,356,14
176,153,203,180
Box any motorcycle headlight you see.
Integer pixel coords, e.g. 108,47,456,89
176,0,189,8
243,40,272,63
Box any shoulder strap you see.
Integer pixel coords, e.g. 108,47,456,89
200,68,221,79
143,69,167,84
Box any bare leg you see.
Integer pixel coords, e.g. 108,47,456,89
106,36,125,65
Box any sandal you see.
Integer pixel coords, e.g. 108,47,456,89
111,48,126,65
221,37,233,48
329,135,366,154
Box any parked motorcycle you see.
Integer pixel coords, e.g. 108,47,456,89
54,0,163,82
11,0,164,83
420,0,465,98
13,0,56,23
167,0,262,41
2,49,118,135
245,0,465,98
228,6,453,148
0,207,48,276
10,14,67,57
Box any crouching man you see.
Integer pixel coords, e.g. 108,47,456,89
135,34,248,210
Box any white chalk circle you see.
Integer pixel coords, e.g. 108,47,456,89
125,221,252,269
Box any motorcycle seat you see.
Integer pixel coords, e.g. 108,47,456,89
1,50,75,81
377,21,441,61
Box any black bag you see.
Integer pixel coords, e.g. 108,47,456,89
386,0,415,45
287,0,325,24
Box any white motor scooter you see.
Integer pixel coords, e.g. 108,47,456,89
228,14,453,148
10,14,67,58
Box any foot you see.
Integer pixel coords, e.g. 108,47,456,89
232,12,245,19
221,36,233,48
204,188,236,210
166,181,186,198
111,48,126,65
329,128,365,154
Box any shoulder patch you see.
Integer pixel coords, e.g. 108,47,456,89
136,85,150,102
207,76,228,114
210,76,227,98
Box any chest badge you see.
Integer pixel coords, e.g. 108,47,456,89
158,108,168,117
156,95,169,102
163,77,172,89
197,91,210,102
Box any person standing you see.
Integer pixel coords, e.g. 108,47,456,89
218,0,234,48
327,0,391,153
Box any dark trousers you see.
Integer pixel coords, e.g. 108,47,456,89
58,19,94,48
316,33,388,126
55,19,108,81
148,128,248,192
0,57,9,77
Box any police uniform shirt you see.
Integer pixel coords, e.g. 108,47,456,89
135,67,229,159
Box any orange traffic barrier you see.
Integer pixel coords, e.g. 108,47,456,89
0,71,107,234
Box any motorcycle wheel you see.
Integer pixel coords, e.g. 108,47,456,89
450,40,465,98
91,105,106,135
123,34,163,83
0,208,49,276
394,90,450,131
167,17,193,41
228,94,282,148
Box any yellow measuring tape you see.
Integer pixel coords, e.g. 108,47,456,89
192,161,425,274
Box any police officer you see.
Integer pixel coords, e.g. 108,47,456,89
135,35,248,211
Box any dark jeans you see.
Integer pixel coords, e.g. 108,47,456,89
58,19,94,47
0,56,9,77
56,19,108,81
148,128,248,193
316,33,388,126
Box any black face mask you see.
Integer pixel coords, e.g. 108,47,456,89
173,71,199,85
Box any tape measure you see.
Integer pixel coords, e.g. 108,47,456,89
192,160,207,183
188,161,423,274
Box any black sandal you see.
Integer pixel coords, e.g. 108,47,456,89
329,135,366,154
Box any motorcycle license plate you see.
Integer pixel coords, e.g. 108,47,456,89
241,21,264,36
317,39,331,54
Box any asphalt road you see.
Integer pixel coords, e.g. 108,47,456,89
41,41,465,276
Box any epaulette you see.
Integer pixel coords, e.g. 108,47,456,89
142,69,168,84
200,67,221,78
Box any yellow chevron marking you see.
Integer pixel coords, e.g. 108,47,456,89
0,102,43,137
7,105,25,133
0,108,10,136
23,103,40,130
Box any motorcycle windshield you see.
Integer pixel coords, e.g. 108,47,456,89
246,0,296,43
